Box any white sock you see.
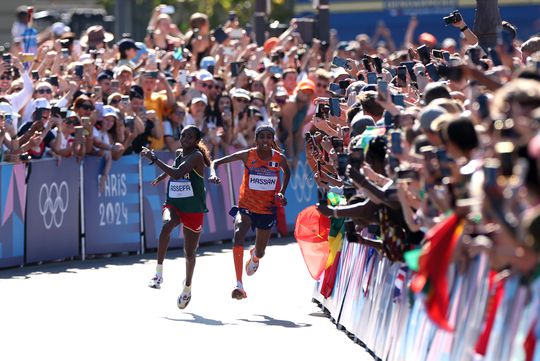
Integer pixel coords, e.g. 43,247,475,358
156,264,163,276
183,281,191,292
236,281,244,289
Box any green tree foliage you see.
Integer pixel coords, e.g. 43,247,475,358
99,0,293,35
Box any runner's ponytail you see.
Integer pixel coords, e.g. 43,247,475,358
183,125,212,167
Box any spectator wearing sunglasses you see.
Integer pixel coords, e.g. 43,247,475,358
16,98,61,159
73,95,95,119
19,81,72,128
50,110,85,158
194,70,215,98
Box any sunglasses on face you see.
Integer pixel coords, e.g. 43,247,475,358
37,88,52,94
201,83,215,89
110,98,121,105
65,119,79,125
80,103,94,111
0,75,12,80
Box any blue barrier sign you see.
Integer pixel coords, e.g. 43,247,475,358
26,158,80,263
285,155,317,227
0,163,25,268
83,155,141,254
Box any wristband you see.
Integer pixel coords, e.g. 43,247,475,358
460,25,468,32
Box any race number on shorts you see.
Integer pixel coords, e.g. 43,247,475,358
168,180,194,198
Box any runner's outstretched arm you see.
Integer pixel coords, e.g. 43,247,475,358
209,149,250,183
142,146,201,180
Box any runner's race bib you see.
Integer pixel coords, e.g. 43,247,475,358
168,180,194,198
248,174,278,191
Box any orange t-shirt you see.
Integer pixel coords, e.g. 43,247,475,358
145,92,170,150
238,148,282,214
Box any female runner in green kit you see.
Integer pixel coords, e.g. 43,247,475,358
141,125,211,309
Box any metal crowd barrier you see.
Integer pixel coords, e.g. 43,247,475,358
312,238,540,361
0,153,317,268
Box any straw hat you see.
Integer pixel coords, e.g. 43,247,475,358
80,25,114,48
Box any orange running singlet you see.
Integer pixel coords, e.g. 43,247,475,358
238,148,282,214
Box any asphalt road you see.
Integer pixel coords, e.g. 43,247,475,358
0,237,373,361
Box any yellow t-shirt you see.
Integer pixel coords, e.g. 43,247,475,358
145,92,170,150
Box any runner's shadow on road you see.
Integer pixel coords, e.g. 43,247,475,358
237,314,311,328
164,313,237,326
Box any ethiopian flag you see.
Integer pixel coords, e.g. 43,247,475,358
410,212,464,331
320,193,346,298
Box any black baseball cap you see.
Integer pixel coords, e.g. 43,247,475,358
118,38,139,54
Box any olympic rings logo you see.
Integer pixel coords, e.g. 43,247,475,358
38,182,69,229
288,158,315,203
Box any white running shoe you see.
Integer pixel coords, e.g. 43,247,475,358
148,274,163,289
177,284,192,309
245,248,259,276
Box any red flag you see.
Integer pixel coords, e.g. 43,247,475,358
411,213,463,331
294,206,331,280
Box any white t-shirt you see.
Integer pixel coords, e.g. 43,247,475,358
163,120,181,140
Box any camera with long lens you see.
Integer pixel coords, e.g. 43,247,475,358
443,10,462,25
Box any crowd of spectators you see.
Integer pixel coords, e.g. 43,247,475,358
0,3,539,285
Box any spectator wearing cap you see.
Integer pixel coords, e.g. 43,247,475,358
281,79,315,163
141,69,175,150
283,68,298,96
417,105,447,146
80,25,114,51
231,88,251,128
19,81,73,128
185,93,208,131
194,70,216,99
117,39,140,69
50,110,85,158
16,98,61,159
350,114,376,138
95,106,126,160
264,37,280,56
116,65,134,95
97,70,114,102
